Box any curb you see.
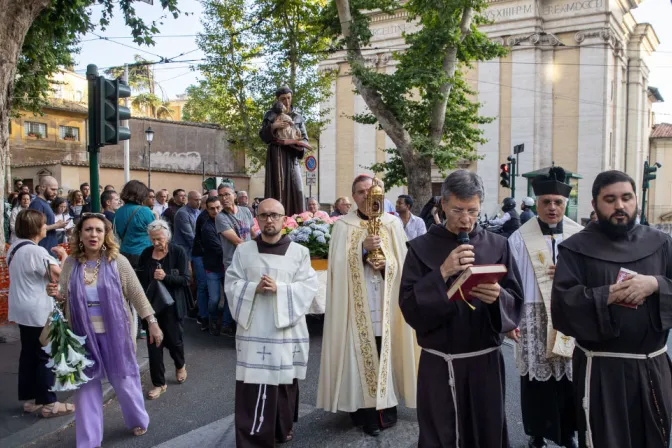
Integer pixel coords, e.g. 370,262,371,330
0,347,150,448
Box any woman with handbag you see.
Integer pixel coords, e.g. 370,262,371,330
113,180,154,269
137,219,190,400
46,213,163,446
8,210,73,418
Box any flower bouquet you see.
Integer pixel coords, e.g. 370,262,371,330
287,218,332,259
42,303,95,391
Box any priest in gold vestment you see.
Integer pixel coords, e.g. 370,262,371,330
317,175,419,437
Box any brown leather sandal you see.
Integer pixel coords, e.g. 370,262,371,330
277,429,294,444
23,400,43,413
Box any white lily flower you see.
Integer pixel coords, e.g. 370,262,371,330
66,329,87,346
66,345,86,366
77,369,93,383
80,357,95,368
53,355,76,376
41,341,52,355
45,357,55,369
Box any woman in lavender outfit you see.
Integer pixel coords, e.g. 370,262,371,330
47,213,163,447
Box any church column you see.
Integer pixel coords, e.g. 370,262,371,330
477,44,501,213
319,65,339,205
335,63,356,202
509,38,540,200
538,46,555,169
575,30,610,220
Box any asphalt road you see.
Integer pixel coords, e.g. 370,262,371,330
26,317,555,448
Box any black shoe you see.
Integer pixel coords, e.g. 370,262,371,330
209,322,220,336
196,317,203,325
528,436,547,448
200,318,209,332
363,425,380,437
561,437,578,448
221,325,236,338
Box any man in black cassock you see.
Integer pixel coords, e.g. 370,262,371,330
400,170,523,448
508,167,580,448
551,170,672,448
259,86,308,216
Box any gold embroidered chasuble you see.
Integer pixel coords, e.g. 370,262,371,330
317,211,420,412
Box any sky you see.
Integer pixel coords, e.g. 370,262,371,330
73,0,672,122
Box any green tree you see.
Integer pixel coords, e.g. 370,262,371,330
324,0,506,212
0,0,182,250
183,0,335,172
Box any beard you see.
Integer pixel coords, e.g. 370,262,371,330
262,227,282,237
596,208,636,239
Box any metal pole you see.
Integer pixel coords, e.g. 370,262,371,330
86,64,101,213
641,161,648,225
510,158,516,199
147,141,152,190
123,63,130,184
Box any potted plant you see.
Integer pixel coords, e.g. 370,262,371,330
27,132,43,139
287,218,332,270
63,133,76,141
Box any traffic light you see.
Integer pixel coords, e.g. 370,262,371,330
96,77,131,146
500,163,511,188
643,160,661,189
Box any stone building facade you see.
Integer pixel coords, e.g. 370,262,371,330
318,0,662,219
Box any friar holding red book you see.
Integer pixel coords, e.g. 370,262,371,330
552,171,672,448
507,165,581,448
400,169,523,448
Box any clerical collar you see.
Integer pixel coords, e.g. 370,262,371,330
357,210,369,221
538,218,563,235
255,234,291,256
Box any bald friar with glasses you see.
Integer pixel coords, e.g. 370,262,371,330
224,199,318,447
400,169,524,448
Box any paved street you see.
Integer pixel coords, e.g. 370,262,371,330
25,317,549,448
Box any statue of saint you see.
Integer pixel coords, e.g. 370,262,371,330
259,86,311,216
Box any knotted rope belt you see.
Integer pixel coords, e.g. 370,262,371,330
423,345,500,448
576,342,668,448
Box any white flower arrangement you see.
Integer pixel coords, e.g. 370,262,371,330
42,304,95,392
287,218,333,259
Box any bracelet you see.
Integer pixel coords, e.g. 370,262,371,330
147,317,158,325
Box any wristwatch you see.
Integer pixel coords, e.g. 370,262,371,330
147,317,158,325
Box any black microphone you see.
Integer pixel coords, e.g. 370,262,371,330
457,231,470,245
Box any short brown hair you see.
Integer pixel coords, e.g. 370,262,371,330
15,209,46,240
120,180,149,205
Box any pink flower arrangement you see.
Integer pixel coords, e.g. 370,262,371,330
294,211,332,224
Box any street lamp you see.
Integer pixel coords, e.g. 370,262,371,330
145,126,154,189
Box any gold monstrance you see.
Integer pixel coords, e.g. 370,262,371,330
366,177,386,263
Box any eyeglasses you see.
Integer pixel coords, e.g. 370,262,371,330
148,222,170,231
258,213,283,222
448,208,480,218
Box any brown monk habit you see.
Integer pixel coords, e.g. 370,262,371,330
551,223,672,448
259,108,308,216
400,223,523,447
234,235,300,448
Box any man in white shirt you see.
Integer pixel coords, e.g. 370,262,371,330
153,189,169,216
395,194,426,240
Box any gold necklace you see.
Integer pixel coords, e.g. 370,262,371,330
83,257,101,285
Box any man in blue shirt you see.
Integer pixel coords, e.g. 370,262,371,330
173,190,202,260
29,176,66,252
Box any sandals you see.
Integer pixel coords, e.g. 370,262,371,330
147,385,167,400
132,427,147,437
277,430,294,444
23,400,43,413
41,401,75,418
176,366,187,384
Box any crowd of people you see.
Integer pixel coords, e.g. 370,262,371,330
5,167,672,448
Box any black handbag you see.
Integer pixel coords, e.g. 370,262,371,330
146,279,175,314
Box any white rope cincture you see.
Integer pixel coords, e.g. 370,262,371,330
577,343,668,448
256,384,268,434
423,345,500,448
250,384,262,435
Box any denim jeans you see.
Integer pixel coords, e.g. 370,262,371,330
191,256,208,319
205,270,233,327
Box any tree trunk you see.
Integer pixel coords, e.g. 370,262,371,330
400,149,432,215
0,0,52,253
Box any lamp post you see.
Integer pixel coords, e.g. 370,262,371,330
145,126,154,189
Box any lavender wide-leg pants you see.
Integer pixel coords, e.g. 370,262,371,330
73,333,149,448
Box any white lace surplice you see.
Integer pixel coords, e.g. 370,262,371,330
509,230,572,382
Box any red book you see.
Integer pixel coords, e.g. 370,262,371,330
447,265,508,306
